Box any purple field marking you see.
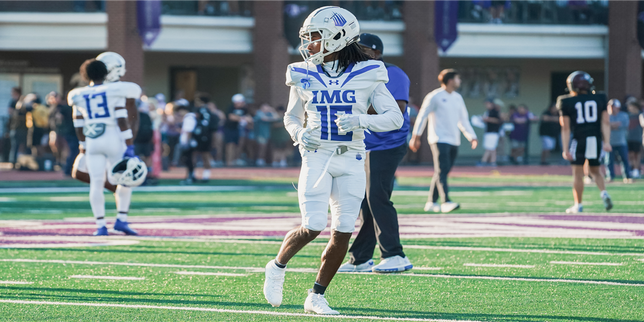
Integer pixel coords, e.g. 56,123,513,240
1,213,644,247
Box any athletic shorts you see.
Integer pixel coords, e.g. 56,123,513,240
570,136,601,166
224,128,239,144
483,132,500,151
510,139,526,149
297,146,366,233
628,141,642,153
541,135,557,151
195,138,212,152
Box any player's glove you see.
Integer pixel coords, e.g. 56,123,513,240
123,145,135,158
335,114,364,132
295,126,321,151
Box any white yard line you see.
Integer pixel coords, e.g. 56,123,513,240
549,261,624,266
70,275,145,280
464,263,535,268
0,299,479,322
1,259,259,271
404,245,644,257
403,274,644,287
412,267,443,271
174,271,248,277
0,281,32,284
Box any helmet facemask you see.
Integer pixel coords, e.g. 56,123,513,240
298,23,358,65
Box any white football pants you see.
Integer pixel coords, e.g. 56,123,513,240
298,147,366,233
85,125,131,219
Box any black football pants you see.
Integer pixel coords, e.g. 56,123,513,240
349,143,407,265
429,143,459,203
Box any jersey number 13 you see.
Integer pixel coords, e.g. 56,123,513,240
83,92,110,119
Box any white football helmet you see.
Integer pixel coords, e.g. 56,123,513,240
298,6,360,65
111,157,147,187
96,52,126,83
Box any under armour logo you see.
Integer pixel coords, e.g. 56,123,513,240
329,80,339,85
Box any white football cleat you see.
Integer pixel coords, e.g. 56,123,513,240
337,259,374,272
263,260,286,307
304,289,339,315
424,202,441,212
372,256,413,273
565,204,583,213
601,191,613,211
441,202,460,213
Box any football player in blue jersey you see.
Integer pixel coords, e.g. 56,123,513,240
263,6,404,315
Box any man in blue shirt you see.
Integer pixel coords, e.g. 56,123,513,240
339,33,412,273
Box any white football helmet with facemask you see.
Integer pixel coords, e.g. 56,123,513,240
97,52,126,83
111,157,147,187
298,6,360,65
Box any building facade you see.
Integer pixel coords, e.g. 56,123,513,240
0,0,641,161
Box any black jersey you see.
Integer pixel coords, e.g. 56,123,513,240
556,93,607,140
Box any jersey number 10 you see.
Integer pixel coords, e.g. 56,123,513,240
574,101,597,124
83,92,110,119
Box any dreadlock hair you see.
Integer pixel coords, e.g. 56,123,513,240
80,58,108,83
334,42,370,72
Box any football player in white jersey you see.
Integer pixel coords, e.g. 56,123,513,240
263,6,403,315
69,52,141,235
68,58,141,236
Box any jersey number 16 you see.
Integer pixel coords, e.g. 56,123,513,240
574,101,597,124
83,92,110,119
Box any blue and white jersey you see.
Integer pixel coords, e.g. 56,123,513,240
284,60,403,150
67,81,141,126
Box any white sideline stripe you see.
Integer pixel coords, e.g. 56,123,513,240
550,261,624,266
0,281,32,284
70,275,145,281
413,267,443,271
0,299,479,322
0,185,265,194
0,259,317,273
175,271,247,277
404,245,644,257
403,274,644,287
464,263,535,268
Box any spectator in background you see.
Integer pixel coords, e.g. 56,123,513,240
626,100,642,178
193,93,219,181
1,87,20,161
496,102,515,164
224,93,252,166
478,98,501,167
539,103,561,165
208,101,226,167
26,94,50,157
254,103,279,167
509,104,537,164
605,99,632,183
134,98,154,183
47,92,78,176
176,103,197,185
270,105,292,167
9,93,31,165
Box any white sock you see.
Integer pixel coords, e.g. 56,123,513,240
574,203,582,208
117,212,128,222
89,180,105,223
114,185,132,214
202,169,211,180
600,190,609,198
96,218,106,228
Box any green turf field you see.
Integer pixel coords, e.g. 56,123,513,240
1,175,643,321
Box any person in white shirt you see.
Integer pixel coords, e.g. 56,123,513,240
409,69,478,213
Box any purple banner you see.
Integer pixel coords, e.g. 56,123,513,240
434,0,459,53
137,0,162,47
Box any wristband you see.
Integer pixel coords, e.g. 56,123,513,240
115,109,128,119
120,129,133,140
73,119,85,128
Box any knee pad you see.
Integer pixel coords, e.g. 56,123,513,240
73,153,88,173
302,212,327,232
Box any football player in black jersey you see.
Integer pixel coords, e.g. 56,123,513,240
557,71,613,213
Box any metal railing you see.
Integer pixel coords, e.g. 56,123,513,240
458,0,608,25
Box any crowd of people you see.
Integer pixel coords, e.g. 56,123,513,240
0,85,298,184
476,95,644,181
